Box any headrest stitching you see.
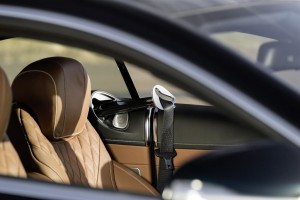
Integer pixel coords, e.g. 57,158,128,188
14,70,58,138
46,60,67,139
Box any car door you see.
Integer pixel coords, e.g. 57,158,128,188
1,1,300,199
88,60,268,185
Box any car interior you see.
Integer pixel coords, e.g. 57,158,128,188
0,65,26,178
0,37,270,196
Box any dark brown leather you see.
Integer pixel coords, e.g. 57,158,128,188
9,57,158,195
0,67,26,178
12,57,90,140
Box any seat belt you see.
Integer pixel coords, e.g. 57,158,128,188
152,85,177,193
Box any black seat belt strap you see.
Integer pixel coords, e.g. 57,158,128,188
155,107,176,193
152,85,177,193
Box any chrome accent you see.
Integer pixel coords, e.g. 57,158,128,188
130,168,141,176
91,91,129,130
153,108,158,147
112,113,128,129
90,91,118,108
145,107,153,146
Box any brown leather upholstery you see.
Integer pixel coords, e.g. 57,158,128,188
8,57,158,195
0,67,26,178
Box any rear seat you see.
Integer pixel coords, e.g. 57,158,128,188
0,66,26,178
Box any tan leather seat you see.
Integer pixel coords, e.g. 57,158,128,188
7,57,158,195
0,67,26,178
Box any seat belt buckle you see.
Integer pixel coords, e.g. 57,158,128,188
155,149,177,170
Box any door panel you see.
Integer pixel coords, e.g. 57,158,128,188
155,149,211,172
156,104,267,149
108,145,212,183
90,98,267,185
89,108,151,146
107,144,153,183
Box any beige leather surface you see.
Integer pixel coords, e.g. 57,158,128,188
8,57,158,195
18,108,115,188
0,134,26,178
108,144,152,183
0,67,26,178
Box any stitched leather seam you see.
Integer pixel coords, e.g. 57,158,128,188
76,134,88,184
16,70,58,138
19,110,66,183
110,161,117,190
83,124,97,185
61,143,77,182
52,144,64,168
95,136,101,188
50,59,87,138
114,162,156,195
50,60,67,137
60,142,74,180
27,142,65,182
86,125,96,183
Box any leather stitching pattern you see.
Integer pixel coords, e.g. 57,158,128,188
52,122,103,188
20,110,68,183
0,135,26,177
15,70,58,138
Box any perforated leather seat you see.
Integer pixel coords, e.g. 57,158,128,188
0,67,26,178
8,57,158,195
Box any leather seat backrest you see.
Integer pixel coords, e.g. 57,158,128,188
8,57,158,195
0,66,26,178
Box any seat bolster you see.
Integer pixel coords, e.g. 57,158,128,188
113,161,159,196
8,107,70,183
0,134,26,178
28,172,53,181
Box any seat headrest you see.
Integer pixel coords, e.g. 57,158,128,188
12,57,91,140
0,67,11,140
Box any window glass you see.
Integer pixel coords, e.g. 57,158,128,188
211,32,275,62
0,38,130,98
211,32,300,93
127,63,208,105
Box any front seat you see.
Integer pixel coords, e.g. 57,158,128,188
0,66,26,178
8,57,158,195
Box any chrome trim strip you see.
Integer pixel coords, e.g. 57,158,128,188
145,108,153,146
153,108,158,148
130,168,142,176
